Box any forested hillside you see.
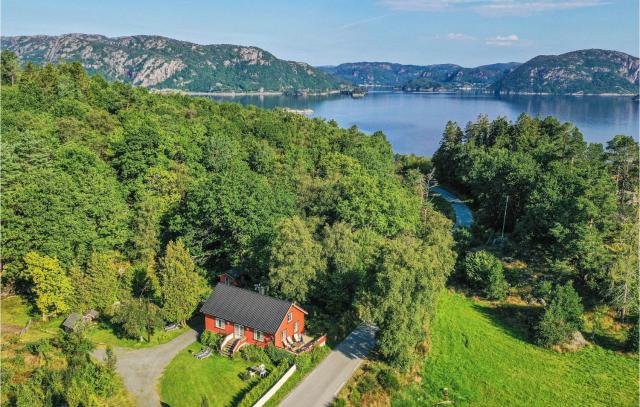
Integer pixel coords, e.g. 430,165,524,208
1,34,346,92
495,49,639,95
0,52,455,404
322,62,520,90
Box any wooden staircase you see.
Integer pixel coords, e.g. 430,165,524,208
220,340,235,357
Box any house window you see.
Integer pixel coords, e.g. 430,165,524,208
254,330,264,342
215,318,225,329
281,329,287,344
294,321,299,333
287,312,292,322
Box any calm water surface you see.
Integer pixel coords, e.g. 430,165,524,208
209,92,638,156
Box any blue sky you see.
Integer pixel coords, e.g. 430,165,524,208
2,0,638,66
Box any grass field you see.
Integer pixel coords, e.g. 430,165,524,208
1,295,64,343
393,291,639,407
160,343,260,407
85,321,189,349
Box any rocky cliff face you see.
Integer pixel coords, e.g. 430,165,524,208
495,49,639,95
2,34,344,92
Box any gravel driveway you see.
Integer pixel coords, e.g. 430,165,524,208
93,327,198,407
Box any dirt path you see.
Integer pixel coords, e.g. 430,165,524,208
93,328,198,407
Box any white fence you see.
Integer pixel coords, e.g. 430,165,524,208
253,364,297,407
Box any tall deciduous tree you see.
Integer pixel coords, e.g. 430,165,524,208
269,216,324,303
158,240,206,324
23,252,73,319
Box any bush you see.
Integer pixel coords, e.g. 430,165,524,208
626,323,638,352
356,372,379,394
536,282,584,347
463,251,509,300
265,343,293,366
533,279,554,304
199,330,222,349
239,345,270,364
376,367,400,391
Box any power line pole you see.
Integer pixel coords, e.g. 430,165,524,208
501,195,509,240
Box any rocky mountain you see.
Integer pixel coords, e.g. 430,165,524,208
1,34,345,92
325,50,639,95
321,62,521,90
494,49,639,95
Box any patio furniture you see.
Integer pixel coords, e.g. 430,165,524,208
249,364,268,378
286,336,294,347
164,322,180,332
293,333,302,343
195,346,212,359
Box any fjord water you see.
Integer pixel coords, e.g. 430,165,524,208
210,92,638,156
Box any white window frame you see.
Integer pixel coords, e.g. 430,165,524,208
281,329,287,344
254,330,264,342
287,312,293,322
294,321,299,333
215,318,225,329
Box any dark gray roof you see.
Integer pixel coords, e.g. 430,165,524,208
62,313,81,329
200,283,294,334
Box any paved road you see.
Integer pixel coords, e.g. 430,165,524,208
279,324,377,407
431,186,473,228
93,327,198,407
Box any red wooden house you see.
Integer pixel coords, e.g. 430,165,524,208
200,283,307,350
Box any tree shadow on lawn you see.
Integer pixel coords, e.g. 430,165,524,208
471,302,540,345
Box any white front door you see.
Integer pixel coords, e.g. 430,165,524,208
234,324,244,338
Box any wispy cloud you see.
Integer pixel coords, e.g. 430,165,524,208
485,34,520,46
379,0,607,16
339,12,404,30
447,32,476,40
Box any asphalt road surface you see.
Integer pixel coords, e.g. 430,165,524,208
93,327,198,407
279,324,377,407
431,186,473,228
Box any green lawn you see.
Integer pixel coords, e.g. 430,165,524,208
85,321,189,349
393,291,638,407
160,343,260,407
1,295,64,343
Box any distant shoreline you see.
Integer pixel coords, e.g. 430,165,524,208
152,89,343,97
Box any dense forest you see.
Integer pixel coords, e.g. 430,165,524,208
0,51,455,405
433,114,639,340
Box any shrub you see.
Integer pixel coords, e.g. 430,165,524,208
626,323,638,352
533,279,554,304
536,282,584,347
200,330,222,349
239,345,270,364
463,250,509,300
265,343,293,366
376,367,400,391
356,372,379,394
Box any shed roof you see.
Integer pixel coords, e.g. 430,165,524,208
62,313,82,330
200,283,302,334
